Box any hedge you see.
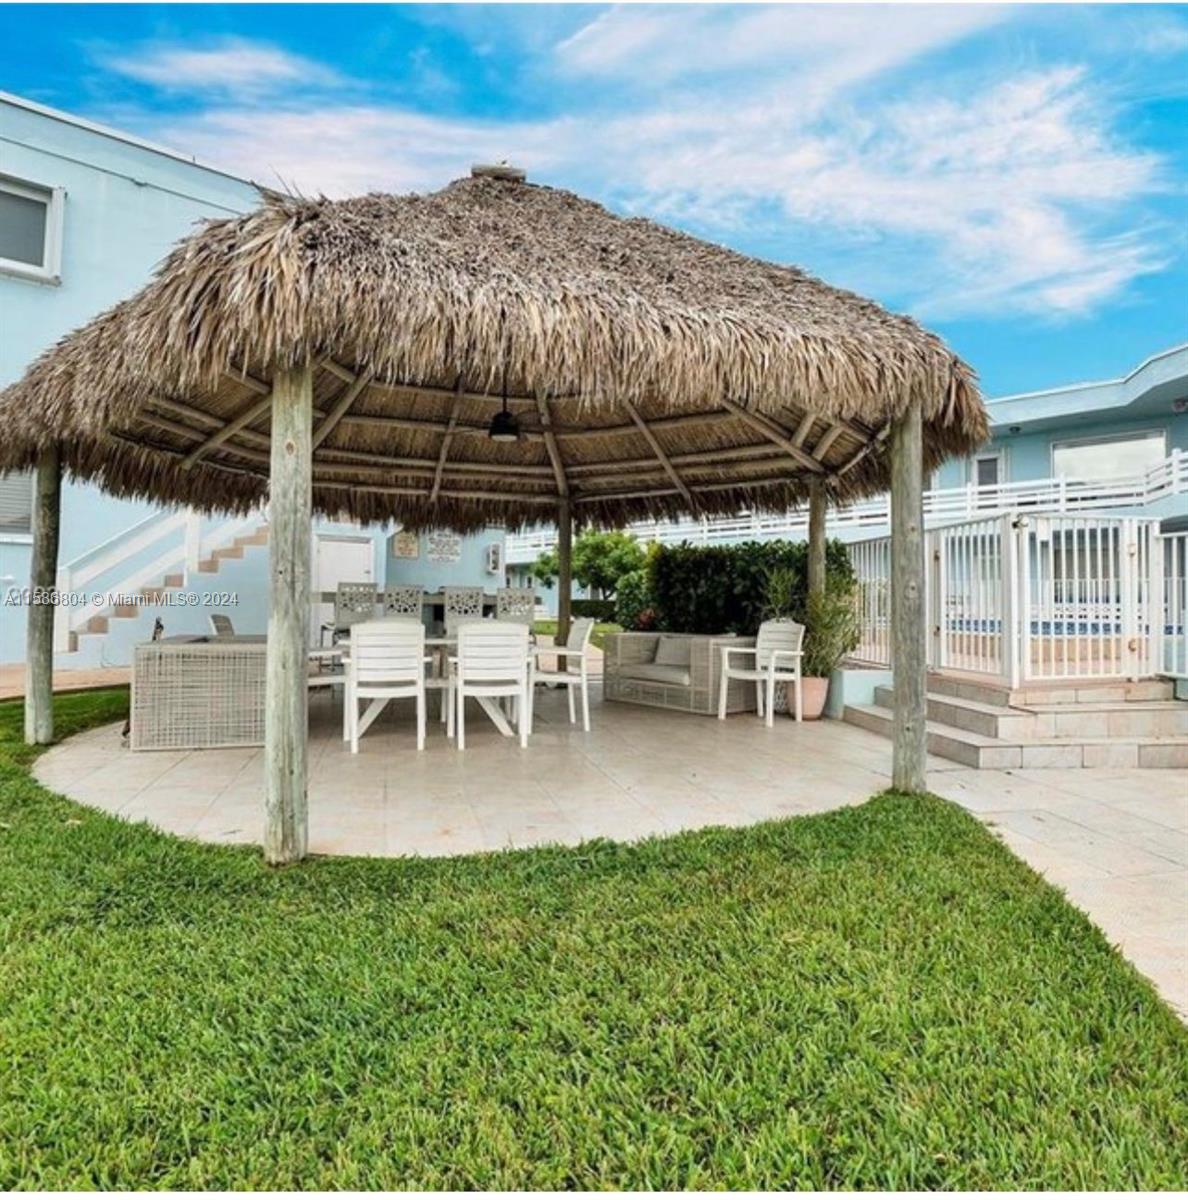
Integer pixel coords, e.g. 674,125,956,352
648,539,854,634
571,598,618,622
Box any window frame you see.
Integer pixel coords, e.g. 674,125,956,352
968,449,1005,487
0,174,65,285
1049,428,1167,483
0,469,35,541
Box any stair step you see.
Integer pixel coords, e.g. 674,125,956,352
874,686,1035,740
877,685,1188,740
213,546,243,560
844,703,1188,769
926,672,1174,708
162,573,183,588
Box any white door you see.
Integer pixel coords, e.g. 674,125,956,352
312,535,374,643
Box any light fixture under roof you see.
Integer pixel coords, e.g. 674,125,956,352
488,358,521,443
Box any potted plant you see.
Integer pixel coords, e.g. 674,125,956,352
798,583,861,720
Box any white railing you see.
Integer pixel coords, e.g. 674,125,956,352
849,513,1186,685
505,451,1187,562
1163,532,1188,680
54,506,264,652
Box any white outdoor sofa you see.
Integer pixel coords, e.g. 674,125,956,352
603,631,757,715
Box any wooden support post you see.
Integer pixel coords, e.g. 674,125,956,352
264,363,313,865
556,498,573,647
890,397,926,792
807,478,827,600
24,445,61,745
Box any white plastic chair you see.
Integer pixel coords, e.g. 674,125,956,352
717,619,805,726
346,619,428,752
208,613,234,638
532,616,595,732
496,586,536,626
452,621,532,749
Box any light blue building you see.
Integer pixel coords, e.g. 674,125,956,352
0,93,506,669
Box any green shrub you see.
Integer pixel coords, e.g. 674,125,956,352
613,568,656,630
572,598,617,622
648,539,854,634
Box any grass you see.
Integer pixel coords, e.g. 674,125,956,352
1,691,1186,1189
533,618,622,650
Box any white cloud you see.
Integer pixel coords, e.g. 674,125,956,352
112,15,1173,321
104,38,340,97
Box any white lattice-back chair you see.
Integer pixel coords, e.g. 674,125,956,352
452,621,532,749
443,586,484,636
717,619,805,726
208,613,235,638
333,582,377,643
381,584,425,621
346,619,429,752
532,616,595,731
495,586,536,626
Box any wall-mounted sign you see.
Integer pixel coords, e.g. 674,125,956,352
426,530,462,564
389,530,420,560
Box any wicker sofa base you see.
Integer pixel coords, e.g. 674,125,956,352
132,639,267,750
602,632,757,716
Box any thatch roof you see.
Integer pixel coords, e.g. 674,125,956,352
0,169,987,531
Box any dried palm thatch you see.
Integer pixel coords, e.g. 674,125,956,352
0,169,987,531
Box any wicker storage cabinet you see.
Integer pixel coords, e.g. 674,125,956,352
132,639,267,750
603,632,757,715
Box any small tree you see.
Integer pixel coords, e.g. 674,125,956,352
531,530,645,598
573,531,646,597
529,546,559,588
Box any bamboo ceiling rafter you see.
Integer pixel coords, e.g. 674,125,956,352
622,398,693,505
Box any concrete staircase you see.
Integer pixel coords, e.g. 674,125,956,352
66,524,269,652
844,671,1188,769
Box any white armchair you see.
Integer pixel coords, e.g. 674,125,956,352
532,616,595,732
717,619,805,726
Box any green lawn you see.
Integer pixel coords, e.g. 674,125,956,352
1,692,1186,1189
533,618,622,649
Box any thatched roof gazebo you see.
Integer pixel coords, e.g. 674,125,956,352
2,165,987,863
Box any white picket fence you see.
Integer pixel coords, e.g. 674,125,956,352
850,513,1188,685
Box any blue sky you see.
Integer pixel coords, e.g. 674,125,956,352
3,3,1186,397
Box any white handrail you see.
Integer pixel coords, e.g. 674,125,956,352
505,451,1187,562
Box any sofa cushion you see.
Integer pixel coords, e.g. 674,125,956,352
621,662,693,687
654,636,692,668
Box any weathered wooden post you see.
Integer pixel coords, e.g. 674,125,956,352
890,397,926,791
807,477,827,599
264,364,313,864
556,497,573,647
24,445,62,745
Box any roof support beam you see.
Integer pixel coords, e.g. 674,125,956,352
622,398,693,504
313,368,374,450
536,394,569,499
429,380,464,503
812,422,846,461
181,390,274,469
792,411,816,447
718,398,826,474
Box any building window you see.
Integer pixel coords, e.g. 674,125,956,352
1052,430,1166,482
972,452,1002,488
0,175,65,284
0,470,34,535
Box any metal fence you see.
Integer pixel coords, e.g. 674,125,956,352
850,513,1186,686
